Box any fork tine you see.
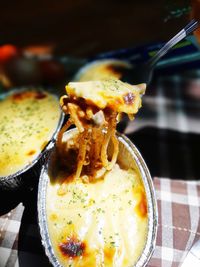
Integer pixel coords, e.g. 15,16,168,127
185,19,199,35
148,20,199,67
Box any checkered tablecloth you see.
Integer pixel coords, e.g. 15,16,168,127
0,177,200,267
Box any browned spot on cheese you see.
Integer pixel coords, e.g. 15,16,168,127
134,186,147,218
12,91,34,101
12,91,47,102
138,195,147,218
59,236,86,258
104,247,115,264
35,91,47,99
26,150,36,156
123,92,135,105
72,249,97,267
108,97,124,111
105,64,126,78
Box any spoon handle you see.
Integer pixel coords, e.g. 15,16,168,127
149,19,199,67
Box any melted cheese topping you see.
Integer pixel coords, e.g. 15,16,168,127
0,90,61,177
66,80,145,115
47,164,148,267
75,60,131,81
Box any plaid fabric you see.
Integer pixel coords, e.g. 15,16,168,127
124,74,200,181
0,177,200,267
148,178,200,267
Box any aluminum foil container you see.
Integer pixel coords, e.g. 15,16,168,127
38,129,158,267
0,88,64,190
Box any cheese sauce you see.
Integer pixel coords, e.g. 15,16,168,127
66,80,145,115
75,60,132,82
0,90,61,177
47,163,148,267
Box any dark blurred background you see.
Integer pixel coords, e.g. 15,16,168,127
0,0,192,57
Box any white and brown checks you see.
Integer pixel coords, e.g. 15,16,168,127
148,178,200,267
0,177,200,267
